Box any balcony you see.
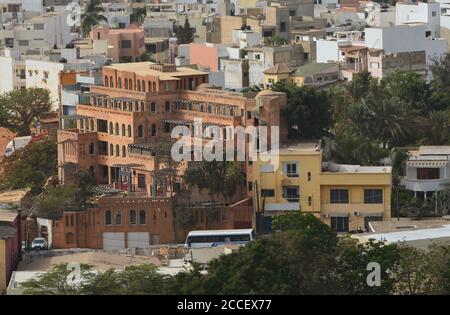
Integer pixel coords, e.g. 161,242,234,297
401,178,450,192
264,202,300,212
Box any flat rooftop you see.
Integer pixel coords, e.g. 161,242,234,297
323,162,392,174
105,62,208,80
0,188,30,204
0,210,19,223
278,141,322,154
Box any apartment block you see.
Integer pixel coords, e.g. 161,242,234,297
54,61,288,248
253,141,392,232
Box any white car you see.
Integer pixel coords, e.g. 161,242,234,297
31,237,47,250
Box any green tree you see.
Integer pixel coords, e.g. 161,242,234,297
81,0,107,37
74,169,95,211
332,133,388,165
0,88,52,136
0,136,57,194
136,51,154,62
393,245,450,295
273,81,331,139
390,148,410,220
21,263,95,295
130,7,146,24
35,185,77,220
337,238,401,295
265,36,287,46
84,264,171,295
176,17,195,45
197,228,343,294
183,161,245,203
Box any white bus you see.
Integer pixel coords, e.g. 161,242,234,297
184,229,255,248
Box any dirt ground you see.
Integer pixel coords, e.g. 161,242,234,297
0,127,15,158
18,250,163,271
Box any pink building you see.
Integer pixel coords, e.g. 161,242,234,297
188,43,229,72
90,24,145,62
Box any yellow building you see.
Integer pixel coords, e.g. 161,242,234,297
253,141,392,232
263,63,295,89
263,62,340,89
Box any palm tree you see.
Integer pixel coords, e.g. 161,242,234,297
427,110,450,145
81,0,107,37
390,148,410,220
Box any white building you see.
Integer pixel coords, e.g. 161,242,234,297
0,0,44,13
25,59,64,110
364,2,396,27
0,11,73,58
0,56,24,94
232,29,261,49
402,146,450,202
396,2,441,38
364,24,448,67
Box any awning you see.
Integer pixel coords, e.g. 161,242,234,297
407,161,448,168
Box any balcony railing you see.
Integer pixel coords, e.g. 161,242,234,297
401,178,450,192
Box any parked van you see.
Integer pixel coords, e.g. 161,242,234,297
4,136,32,157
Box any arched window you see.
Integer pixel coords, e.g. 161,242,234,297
109,122,113,134
124,78,128,89
137,80,141,91
89,142,95,155
139,210,146,225
152,82,156,92
122,124,125,136
115,210,122,225
109,76,113,87
118,78,122,88
80,119,84,130
129,79,133,90
116,145,120,157
122,145,126,157
105,210,112,225
90,119,94,131
165,101,170,112
142,80,146,92
127,125,132,137
110,143,114,156
140,101,145,112
138,125,143,138
151,124,156,136
129,210,136,225
151,102,156,113
104,76,108,87
115,123,119,135
148,81,151,92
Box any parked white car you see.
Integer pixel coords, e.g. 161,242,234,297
4,136,32,157
31,237,47,250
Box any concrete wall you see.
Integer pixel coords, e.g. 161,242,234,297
25,59,64,110
0,56,15,95
316,40,340,63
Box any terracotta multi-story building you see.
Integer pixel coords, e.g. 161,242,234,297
54,61,287,249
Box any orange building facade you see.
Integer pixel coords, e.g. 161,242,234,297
53,62,287,249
